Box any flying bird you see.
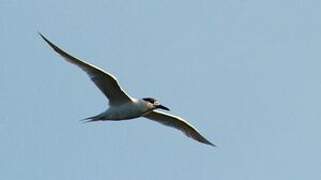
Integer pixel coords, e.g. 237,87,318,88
39,33,215,147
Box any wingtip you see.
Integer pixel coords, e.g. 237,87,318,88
197,135,216,147
204,140,216,147
38,32,51,45
38,32,46,40
38,32,66,57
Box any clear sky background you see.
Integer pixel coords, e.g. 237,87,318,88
1,0,321,179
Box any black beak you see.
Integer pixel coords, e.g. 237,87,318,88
157,104,170,111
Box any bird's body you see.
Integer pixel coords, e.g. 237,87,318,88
92,99,152,121
40,33,215,147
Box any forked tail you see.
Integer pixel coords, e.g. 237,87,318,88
81,114,103,123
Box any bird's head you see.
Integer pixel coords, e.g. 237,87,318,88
142,97,170,111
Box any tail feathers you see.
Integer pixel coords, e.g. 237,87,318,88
80,114,103,123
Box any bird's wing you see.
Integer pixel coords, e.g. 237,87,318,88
39,33,133,106
144,110,215,146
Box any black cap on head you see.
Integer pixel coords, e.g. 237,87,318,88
142,97,157,104
142,97,170,111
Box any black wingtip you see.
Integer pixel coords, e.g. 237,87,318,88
203,140,216,147
38,32,46,41
209,142,217,147
195,134,216,147
38,32,54,48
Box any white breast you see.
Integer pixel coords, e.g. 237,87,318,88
103,99,153,120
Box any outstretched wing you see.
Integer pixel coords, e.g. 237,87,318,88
144,110,215,146
39,33,133,106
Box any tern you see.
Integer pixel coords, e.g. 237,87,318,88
39,33,215,147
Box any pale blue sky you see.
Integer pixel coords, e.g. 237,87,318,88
1,0,321,179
